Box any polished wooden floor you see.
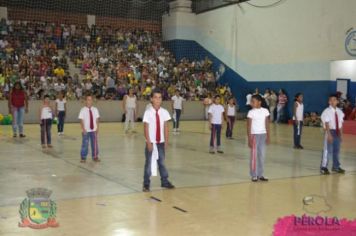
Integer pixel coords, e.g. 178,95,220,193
0,121,355,236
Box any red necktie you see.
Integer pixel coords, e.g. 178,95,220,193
156,109,161,143
335,111,340,136
89,108,94,130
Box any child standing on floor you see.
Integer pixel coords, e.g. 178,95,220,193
208,95,225,154
39,95,53,149
225,97,236,139
55,91,66,136
78,94,100,163
123,88,138,133
293,93,304,149
247,95,270,182
320,94,345,175
171,90,184,134
142,89,175,192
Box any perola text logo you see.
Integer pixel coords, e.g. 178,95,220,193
18,188,59,229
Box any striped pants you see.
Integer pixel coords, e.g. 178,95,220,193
250,134,267,177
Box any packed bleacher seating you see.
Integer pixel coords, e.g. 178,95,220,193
0,19,231,101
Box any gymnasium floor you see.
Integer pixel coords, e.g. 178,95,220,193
0,121,355,236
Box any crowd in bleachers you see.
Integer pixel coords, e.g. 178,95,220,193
0,19,229,101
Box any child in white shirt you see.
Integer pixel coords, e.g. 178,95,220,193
78,94,100,163
39,95,53,148
208,95,225,154
247,95,270,182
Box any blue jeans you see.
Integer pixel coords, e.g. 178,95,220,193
321,130,341,170
293,121,303,146
210,124,222,147
173,109,182,129
143,143,169,186
40,119,52,145
12,106,25,135
57,111,65,133
80,132,99,159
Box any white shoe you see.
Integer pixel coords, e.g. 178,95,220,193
58,133,61,136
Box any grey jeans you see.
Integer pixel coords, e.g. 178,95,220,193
250,133,267,177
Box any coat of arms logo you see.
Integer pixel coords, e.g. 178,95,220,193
18,188,59,229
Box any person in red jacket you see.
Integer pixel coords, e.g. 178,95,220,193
8,81,28,138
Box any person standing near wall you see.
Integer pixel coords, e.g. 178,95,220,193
293,93,304,149
55,91,67,136
39,95,53,149
8,81,28,138
171,90,184,134
123,88,138,133
203,93,213,120
225,97,236,139
268,90,277,122
276,89,288,123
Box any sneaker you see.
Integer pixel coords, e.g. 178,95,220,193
80,159,86,163
47,144,53,148
332,168,345,174
298,145,304,149
13,134,17,138
259,176,269,181
320,167,330,175
143,185,150,192
217,147,224,154
251,177,258,182
209,149,215,154
42,144,47,149
161,182,175,189
19,134,26,138
93,158,101,162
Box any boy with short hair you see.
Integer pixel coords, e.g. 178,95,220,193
247,95,270,182
320,94,345,175
142,89,175,192
208,95,225,154
79,94,100,163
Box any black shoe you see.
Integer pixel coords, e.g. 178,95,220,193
320,167,330,175
161,182,175,189
13,134,17,138
332,168,345,174
259,176,269,181
19,134,26,138
143,185,150,192
251,177,258,182
298,145,304,149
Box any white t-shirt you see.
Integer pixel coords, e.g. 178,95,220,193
227,104,236,116
143,107,171,144
125,95,137,109
321,106,344,129
247,107,270,134
56,99,66,111
78,106,100,132
172,95,184,110
293,102,304,121
208,104,225,124
41,106,53,120
246,94,252,105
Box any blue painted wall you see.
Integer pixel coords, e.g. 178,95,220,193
164,39,356,116
163,40,250,111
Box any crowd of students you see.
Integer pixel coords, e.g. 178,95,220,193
0,19,224,102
